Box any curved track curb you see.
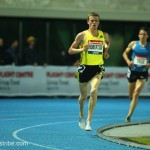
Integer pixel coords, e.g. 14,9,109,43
96,121,150,150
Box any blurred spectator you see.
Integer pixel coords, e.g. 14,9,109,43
5,40,20,65
0,38,6,65
59,50,80,66
23,36,39,66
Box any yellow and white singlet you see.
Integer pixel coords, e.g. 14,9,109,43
80,30,105,65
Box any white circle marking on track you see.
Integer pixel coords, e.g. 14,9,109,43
13,121,76,150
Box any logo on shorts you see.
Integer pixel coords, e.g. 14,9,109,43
140,76,144,79
77,65,85,73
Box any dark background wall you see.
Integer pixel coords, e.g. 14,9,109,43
0,17,150,66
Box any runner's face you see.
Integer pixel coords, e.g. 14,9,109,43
87,16,100,30
138,30,149,42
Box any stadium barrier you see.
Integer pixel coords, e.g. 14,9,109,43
0,66,150,97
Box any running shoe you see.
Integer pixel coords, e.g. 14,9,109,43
125,116,131,123
85,121,92,131
79,118,85,130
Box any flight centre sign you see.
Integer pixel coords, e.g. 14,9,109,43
0,66,150,97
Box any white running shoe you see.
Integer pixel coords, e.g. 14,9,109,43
79,118,85,130
85,121,92,131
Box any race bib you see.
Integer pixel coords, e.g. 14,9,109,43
88,40,103,55
134,56,148,66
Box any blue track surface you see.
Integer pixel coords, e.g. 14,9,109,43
0,98,149,150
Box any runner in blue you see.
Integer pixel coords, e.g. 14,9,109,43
123,26,150,122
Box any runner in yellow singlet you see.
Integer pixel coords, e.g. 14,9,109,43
68,12,110,131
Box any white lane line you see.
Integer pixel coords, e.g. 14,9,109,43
13,121,76,150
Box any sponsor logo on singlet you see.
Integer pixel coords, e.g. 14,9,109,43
88,40,103,55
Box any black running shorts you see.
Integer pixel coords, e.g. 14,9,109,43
127,68,148,83
75,64,105,83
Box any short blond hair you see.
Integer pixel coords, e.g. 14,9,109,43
87,12,100,21
27,36,36,43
